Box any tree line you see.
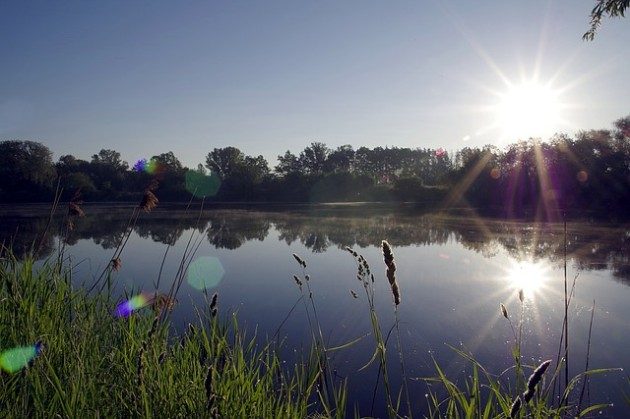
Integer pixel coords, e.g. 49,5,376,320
0,115,628,217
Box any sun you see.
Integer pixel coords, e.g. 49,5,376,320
493,81,563,141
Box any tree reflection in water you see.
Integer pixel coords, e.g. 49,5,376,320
1,205,628,284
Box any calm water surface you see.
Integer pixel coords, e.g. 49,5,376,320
2,204,629,417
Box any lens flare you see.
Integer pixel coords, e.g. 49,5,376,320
114,293,151,318
577,170,588,183
185,170,221,198
145,159,160,174
133,158,162,175
133,159,148,172
187,256,225,291
0,342,43,373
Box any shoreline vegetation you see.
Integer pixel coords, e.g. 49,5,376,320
0,194,624,417
1,114,629,220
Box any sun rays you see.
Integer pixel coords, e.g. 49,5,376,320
504,259,551,297
493,81,564,141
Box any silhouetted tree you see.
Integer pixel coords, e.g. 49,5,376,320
325,145,355,173
91,149,128,171
299,142,329,175
205,147,245,179
0,140,56,201
151,151,184,173
275,151,301,175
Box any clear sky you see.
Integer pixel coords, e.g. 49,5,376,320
1,1,628,168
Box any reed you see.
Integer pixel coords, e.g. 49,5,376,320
523,360,551,403
381,240,400,306
345,246,397,418
0,253,333,417
289,252,342,415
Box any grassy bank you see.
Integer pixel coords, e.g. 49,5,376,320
0,254,345,417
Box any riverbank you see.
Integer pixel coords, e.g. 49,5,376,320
0,255,341,417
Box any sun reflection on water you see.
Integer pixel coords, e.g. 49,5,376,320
505,259,551,298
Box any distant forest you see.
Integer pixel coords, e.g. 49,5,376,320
1,115,628,218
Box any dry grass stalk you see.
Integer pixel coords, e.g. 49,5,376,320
139,190,158,213
344,246,358,257
68,202,84,218
68,190,85,217
147,179,159,191
523,359,552,402
67,190,85,231
210,292,218,317
500,303,509,319
381,240,400,305
292,253,306,268
111,257,122,272
152,294,177,313
358,255,371,275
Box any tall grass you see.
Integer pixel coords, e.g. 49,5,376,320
420,234,620,418
0,252,344,417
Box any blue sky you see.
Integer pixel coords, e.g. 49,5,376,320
1,1,628,167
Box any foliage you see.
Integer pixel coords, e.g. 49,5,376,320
583,0,629,40
0,140,56,201
1,114,629,216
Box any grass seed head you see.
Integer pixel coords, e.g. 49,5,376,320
345,247,358,257
526,359,552,393
139,190,158,213
500,303,509,319
111,257,122,272
381,240,401,305
292,253,306,267
68,190,85,217
210,292,218,310
68,202,84,218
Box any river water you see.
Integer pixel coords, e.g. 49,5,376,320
1,203,628,417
